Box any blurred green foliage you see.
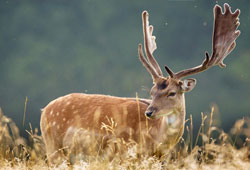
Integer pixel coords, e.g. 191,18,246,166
0,0,249,137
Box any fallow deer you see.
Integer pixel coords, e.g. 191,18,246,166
40,3,240,164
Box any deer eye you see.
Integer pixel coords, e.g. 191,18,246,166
168,92,176,97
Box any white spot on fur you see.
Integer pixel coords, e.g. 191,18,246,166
66,101,71,105
52,121,56,126
73,110,79,114
50,110,53,116
63,118,66,122
56,112,60,116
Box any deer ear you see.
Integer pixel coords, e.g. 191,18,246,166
180,78,196,92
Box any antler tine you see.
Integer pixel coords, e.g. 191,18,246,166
164,65,174,78
174,3,240,79
138,44,159,81
142,11,163,77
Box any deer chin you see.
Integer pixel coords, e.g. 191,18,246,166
150,110,175,119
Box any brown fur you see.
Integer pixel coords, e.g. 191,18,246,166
40,93,165,163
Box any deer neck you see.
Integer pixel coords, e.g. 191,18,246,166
159,95,186,144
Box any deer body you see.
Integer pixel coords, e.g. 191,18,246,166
40,93,186,163
40,3,240,164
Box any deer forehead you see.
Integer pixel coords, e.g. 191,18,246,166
153,78,180,91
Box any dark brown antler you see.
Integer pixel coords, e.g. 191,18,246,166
174,3,240,79
138,11,163,81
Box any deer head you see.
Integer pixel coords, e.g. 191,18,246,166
139,3,240,119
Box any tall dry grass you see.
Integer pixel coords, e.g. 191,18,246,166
0,107,249,169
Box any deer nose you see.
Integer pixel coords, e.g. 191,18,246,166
145,111,153,118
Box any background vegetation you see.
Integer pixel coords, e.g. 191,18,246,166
0,0,249,139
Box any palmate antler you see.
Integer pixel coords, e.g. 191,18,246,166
173,3,240,79
138,3,240,81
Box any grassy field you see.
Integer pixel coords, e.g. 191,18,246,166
0,107,249,170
